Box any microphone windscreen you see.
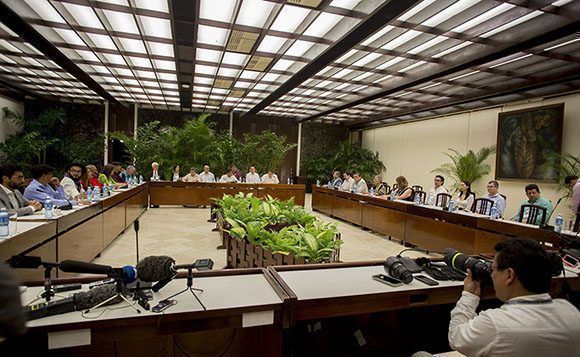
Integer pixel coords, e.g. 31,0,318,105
60,260,111,275
136,256,175,282
122,266,137,285
74,284,123,311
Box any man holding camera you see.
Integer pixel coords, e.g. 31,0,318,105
448,238,580,356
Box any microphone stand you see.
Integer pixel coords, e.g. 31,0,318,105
134,219,140,265
85,271,140,314
163,267,206,311
39,263,59,302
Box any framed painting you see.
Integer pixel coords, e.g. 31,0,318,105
496,103,564,181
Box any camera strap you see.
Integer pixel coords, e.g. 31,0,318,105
504,298,552,306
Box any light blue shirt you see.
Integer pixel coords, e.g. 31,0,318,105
24,179,70,207
485,193,506,217
330,178,342,188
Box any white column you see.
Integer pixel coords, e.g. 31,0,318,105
104,101,109,165
133,103,138,139
296,122,302,177
229,111,234,135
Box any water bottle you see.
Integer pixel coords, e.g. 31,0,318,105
287,177,291,184
369,187,375,197
139,175,143,184
44,197,54,219
103,185,109,197
327,180,331,187
86,187,92,201
490,205,499,219
390,190,396,200
554,214,564,234
414,192,421,205
316,180,320,187
109,183,114,193
448,199,454,212
0,208,9,238
93,187,101,201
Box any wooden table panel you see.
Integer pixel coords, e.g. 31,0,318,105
103,203,126,248
0,221,57,262
58,214,103,264
404,215,476,254
56,203,102,233
125,188,148,227
12,239,57,283
362,203,406,239
312,189,334,215
474,230,508,254
332,196,363,226
257,186,305,206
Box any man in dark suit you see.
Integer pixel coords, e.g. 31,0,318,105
0,164,42,216
145,162,165,182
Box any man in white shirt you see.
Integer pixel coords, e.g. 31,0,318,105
449,238,580,356
219,170,239,183
61,162,85,200
427,175,448,206
351,172,369,194
339,172,355,192
245,166,260,183
485,180,506,217
0,165,41,216
261,171,279,184
198,165,215,183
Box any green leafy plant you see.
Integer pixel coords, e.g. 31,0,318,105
432,146,496,190
548,151,580,198
303,141,385,183
239,131,297,174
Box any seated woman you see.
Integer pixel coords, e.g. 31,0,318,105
171,164,181,182
98,164,126,189
86,165,103,189
182,167,199,182
454,180,475,210
393,176,414,201
373,175,388,196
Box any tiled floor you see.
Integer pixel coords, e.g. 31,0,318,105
94,194,436,268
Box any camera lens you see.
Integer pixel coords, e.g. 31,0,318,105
385,257,413,284
444,248,492,283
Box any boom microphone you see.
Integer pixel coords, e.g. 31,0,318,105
26,284,122,320
9,255,58,269
136,256,176,292
59,260,137,284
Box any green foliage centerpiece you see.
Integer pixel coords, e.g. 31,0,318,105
214,193,341,266
432,146,496,190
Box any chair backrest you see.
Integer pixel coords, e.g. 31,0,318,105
412,185,423,192
382,182,391,195
415,190,426,204
517,204,547,226
392,183,398,191
500,193,507,202
471,198,494,215
436,193,453,207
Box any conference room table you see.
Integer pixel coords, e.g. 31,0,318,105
311,185,572,254
149,181,306,206
1,184,149,281
9,261,579,355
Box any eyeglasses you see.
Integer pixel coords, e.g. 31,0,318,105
11,174,24,179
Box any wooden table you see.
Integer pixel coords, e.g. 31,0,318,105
9,268,288,356
4,184,149,281
312,185,567,254
149,182,306,206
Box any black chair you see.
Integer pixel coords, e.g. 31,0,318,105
392,183,398,192
517,204,547,226
471,198,494,215
415,190,426,204
380,183,391,195
412,185,423,192
435,193,453,207
500,193,507,202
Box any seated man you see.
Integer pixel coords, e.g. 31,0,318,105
125,165,137,182
427,175,448,206
373,175,388,196
182,167,199,182
61,162,86,200
449,238,580,356
230,165,242,181
351,172,369,194
484,180,506,217
198,165,215,183
512,184,552,225
339,171,354,192
261,170,279,184
146,162,165,181
325,170,342,189
23,165,70,208
219,170,239,183
245,166,260,183
0,164,42,216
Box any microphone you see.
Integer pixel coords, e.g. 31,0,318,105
59,260,137,285
542,196,564,229
136,256,176,292
9,255,58,269
26,284,121,320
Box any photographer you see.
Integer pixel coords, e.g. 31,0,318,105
448,238,580,356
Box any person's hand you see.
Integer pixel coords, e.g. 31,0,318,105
31,201,42,211
464,269,481,296
49,177,61,186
